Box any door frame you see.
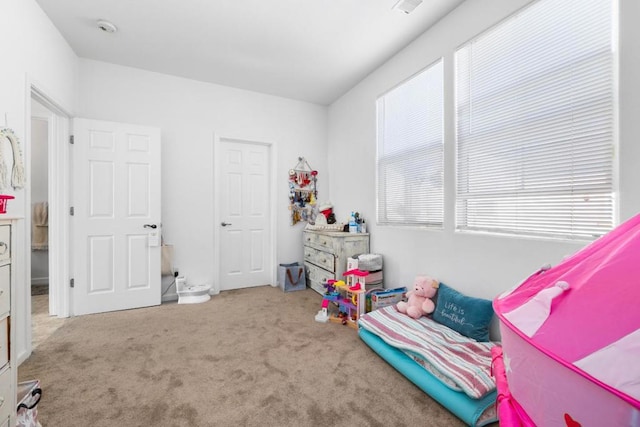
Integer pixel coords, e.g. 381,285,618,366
212,133,277,293
29,83,72,320
18,80,71,364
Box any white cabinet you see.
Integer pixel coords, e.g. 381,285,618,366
303,230,369,295
0,221,16,426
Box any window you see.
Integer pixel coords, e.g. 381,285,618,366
376,59,444,227
455,0,615,239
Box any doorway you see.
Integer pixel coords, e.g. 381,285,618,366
214,136,276,292
22,86,162,362
29,96,67,351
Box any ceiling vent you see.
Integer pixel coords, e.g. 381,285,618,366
392,0,423,14
97,19,118,34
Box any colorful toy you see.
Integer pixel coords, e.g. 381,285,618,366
343,268,368,291
326,279,344,293
314,278,366,329
396,275,439,319
314,299,330,323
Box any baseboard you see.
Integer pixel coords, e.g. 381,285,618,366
31,277,48,286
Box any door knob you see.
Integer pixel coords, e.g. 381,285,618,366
143,224,157,229
221,222,232,227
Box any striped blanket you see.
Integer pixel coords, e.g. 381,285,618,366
359,306,496,399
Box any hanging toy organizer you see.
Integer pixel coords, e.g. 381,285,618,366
288,157,318,225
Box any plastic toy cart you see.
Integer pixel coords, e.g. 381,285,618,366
16,380,42,427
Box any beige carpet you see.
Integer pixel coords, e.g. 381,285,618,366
19,286,483,426
31,294,66,350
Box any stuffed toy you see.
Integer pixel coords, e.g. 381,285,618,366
397,275,439,319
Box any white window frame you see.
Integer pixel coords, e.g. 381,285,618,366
454,0,617,240
376,59,444,228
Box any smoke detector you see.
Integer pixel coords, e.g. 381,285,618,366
97,19,118,34
392,0,423,14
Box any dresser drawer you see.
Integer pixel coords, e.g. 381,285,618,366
303,231,316,246
0,266,8,318
0,367,12,423
0,226,9,264
305,262,334,284
304,262,335,295
303,231,335,252
303,246,335,271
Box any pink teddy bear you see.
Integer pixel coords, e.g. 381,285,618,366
396,275,439,319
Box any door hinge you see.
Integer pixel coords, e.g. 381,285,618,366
69,135,74,144
70,206,74,216
70,278,75,288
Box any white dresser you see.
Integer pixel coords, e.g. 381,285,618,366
303,230,369,295
0,220,16,427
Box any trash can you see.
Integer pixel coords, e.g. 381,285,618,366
16,380,41,427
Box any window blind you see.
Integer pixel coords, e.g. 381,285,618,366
455,0,615,240
377,59,444,226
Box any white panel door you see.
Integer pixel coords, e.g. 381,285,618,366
72,118,161,315
218,139,271,290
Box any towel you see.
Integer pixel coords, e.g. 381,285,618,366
0,127,26,190
32,201,48,250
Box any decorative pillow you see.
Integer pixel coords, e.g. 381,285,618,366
432,283,494,342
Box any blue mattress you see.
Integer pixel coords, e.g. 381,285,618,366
359,327,497,426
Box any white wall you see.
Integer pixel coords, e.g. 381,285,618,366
327,0,640,311
0,0,78,362
77,59,328,296
0,0,77,213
